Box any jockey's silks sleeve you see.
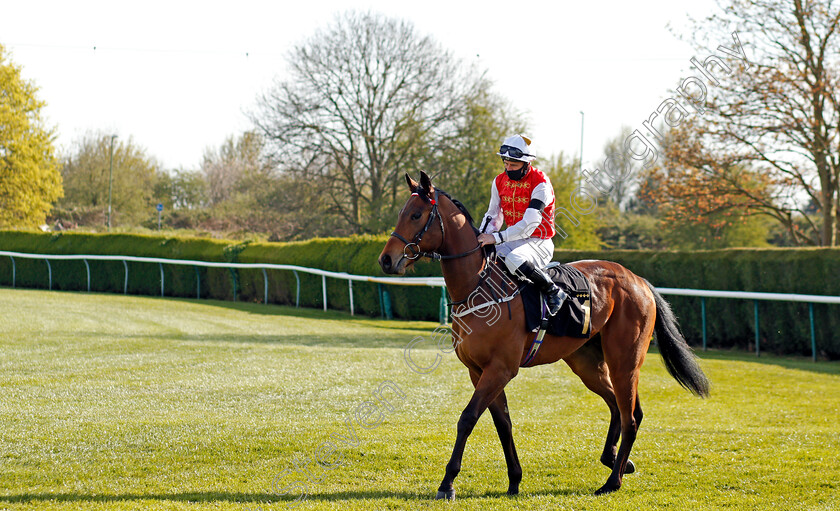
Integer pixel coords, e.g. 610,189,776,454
480,179,504,234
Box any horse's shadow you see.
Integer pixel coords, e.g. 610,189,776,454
0,487,591,505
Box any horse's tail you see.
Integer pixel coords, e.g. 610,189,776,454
643,279,711,398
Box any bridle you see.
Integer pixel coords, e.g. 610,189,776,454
390,189,482,262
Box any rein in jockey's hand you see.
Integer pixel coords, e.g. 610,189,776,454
477,233,497,246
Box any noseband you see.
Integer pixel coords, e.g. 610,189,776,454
390,189,481,261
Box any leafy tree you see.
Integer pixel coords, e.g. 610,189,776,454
640,127,774,248
428,85,526,218
251,11,488,234
154,168,207,211
596,205,668,250
59,133,162,227
543,153,602,250
0,44,62,228
673,0,840,245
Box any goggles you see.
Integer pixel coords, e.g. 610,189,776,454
499,145,532,160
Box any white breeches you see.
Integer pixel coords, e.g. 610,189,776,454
496,237,555,274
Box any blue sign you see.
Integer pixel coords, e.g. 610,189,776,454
156,203,163,212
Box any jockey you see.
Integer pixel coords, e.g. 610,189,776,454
477,134,567,315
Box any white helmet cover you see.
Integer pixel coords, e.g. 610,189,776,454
496,134,536,162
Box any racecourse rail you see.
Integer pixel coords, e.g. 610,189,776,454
3,250,839,361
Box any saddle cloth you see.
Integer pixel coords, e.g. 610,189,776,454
520,263,592,338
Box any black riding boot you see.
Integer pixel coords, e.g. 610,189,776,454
516,261,567,316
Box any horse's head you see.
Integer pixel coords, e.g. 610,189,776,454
379,171,444,275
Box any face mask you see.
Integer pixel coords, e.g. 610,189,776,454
506,166,528,181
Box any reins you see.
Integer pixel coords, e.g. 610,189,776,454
389,189,482,262
390,188,517,318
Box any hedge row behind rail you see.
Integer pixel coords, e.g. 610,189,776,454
1,230,838,358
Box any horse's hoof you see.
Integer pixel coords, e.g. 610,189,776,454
435,489,455,500
625,459,636,474
507,485,519,496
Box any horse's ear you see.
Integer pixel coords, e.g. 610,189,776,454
419,170,434,194
405,173,419,192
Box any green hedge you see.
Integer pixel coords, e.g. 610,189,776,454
0,231,444,322
1,231,838,358
551,248,840,360
0,231,238,300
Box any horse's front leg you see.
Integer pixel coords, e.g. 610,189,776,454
436,365,513,500
488,390,522,495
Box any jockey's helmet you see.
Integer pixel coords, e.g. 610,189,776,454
496,134,536,163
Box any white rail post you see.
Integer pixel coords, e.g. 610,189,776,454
123,260,129,294
754,300,760,357
322,274,327,312
809,303,816,362
262,268,269,305
348,279,354,316
293,270,300,307
83,259,91,292
194,266,200,299
45,259,52,291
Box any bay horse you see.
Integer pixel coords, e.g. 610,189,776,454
378,171,710,498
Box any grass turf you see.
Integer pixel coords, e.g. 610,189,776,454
0,288,837,511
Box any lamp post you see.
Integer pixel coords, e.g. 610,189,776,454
107,135,117,230
579,111,585,181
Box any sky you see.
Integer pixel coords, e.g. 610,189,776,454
1,0,722,172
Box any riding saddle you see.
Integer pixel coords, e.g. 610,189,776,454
519,262,592,338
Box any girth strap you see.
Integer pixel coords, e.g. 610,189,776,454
521,299,549,367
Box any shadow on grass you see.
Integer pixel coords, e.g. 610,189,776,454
64,329,422,350
0,492,287,505
0,488,585,504
648,344,840,376
155,296,440,334
115,297,840,374
695,347,839,376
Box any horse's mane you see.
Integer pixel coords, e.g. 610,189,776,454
419,187,480,236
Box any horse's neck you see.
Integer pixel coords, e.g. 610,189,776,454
438,205,485,303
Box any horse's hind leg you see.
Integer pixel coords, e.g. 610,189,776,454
594,324,650,494
564,339,634,474
488,390,522,495
594,368,643,495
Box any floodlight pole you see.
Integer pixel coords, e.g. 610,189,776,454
107,135,117,230
579,111,585,186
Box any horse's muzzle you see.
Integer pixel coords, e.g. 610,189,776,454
379,251,409,275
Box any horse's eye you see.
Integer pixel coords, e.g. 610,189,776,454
411,212,422,220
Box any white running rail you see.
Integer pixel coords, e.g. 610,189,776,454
2,251,838,360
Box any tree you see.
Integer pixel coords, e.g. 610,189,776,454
640,124,775,248
194,131,345,239
251,11,485,234
202,131,269,207
0,44,62,228
543,153,603,250
60,133,162,227
590,126,642,211
154,168,207,211
428,84,525,218
672,0,840,245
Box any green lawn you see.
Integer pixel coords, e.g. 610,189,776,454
0,288,837,511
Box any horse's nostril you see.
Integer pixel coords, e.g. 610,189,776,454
380,254,391,270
